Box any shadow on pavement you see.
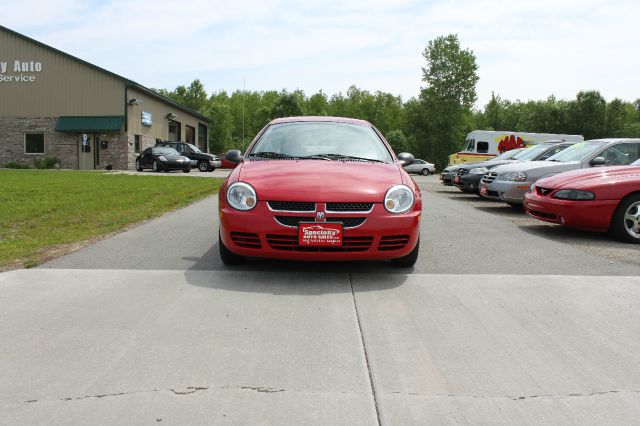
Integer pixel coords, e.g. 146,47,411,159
518,223,623,247
182,242,413,294
474,205,524,217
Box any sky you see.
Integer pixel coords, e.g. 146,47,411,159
2,0,639,108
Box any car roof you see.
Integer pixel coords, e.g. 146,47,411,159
268,116,372,126
586,138,640,143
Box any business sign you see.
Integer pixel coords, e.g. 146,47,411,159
0,60,43,83
141,111,153,127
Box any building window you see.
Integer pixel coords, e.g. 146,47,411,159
134,135,141,153
185,125,195,144
25,133,45,154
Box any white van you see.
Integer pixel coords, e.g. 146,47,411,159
448,130,583,165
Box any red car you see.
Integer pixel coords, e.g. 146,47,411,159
524,160,640,243
218,154,239,169
218,116,422,266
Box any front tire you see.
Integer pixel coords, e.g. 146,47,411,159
183,167,191,173
219,231,246,265
391,237,419,267
611,194,640,244
421,168,430,176
198,161,211,172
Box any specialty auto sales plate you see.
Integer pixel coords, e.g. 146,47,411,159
298,222,343,246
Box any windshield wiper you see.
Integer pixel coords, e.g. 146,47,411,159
248,152,297,159
303,153,384,163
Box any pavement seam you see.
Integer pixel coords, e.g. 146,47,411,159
349,272,382,426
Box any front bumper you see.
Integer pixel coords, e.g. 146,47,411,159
483,180,532,204
524,192,617,232
210,160,222,168
453,174,482,193
441,172,455,185
219,201,421,261
162,160,191,170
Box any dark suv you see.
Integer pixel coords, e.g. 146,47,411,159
154,141,222,172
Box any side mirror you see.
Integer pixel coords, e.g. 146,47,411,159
397,152,415,167
226,149,243,163
590,156,606,166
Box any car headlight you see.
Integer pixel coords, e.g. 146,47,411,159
384,185,414,214
469,167,489,175
443,168,451,173
553,189,595,200
226,182,257,210
499,171,527,181
158,156,167,162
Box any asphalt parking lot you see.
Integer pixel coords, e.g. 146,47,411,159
1,174,639,425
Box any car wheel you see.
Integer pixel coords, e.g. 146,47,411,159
183,167,191,173
136,159,143,172
198,161,211,172
611,194,640,244
152,160,160,172
421,168,430,176
219,231,246,265
391,237,419,267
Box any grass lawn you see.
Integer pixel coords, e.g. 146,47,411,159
0,170,222,270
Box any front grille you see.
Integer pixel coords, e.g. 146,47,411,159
326,203,373,212
268,201,315,212
275,216,366,228
378,235,410,251
481,172,498,184
536,187,553,196
529,210,557,220
266,234,373,252
230,232,261,249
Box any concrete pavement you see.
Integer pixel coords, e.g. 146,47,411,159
2,174,640,424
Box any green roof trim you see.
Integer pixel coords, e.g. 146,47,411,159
56,116,125,133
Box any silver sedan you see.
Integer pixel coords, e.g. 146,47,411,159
404,159,436,175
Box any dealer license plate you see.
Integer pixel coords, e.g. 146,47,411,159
480,184,488,196
298,222,343,246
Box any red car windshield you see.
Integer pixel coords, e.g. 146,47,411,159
249,122,394,163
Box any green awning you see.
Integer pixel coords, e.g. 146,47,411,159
56,116,124,133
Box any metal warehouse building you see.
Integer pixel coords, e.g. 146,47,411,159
0,25,210,170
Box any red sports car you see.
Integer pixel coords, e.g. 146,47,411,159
218,116,422,266
524,160,640,243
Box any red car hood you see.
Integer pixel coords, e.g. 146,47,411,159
537,165,640,189
238,160,404,202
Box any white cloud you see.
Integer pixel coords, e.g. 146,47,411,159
2,0,639,106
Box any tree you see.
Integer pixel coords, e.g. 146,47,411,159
385,129,409,153
569,90,606,139
269,92,303,119
420,34,479,167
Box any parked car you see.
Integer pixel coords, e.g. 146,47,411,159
480,139,640,206
454,141,575,194
218,116,422,266
440,148,524,186
155,141,221,172
403,159,436,175
136,147,191,172
524,159,640,243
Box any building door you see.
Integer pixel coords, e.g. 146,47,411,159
168,120,181,141
78,133,95,170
